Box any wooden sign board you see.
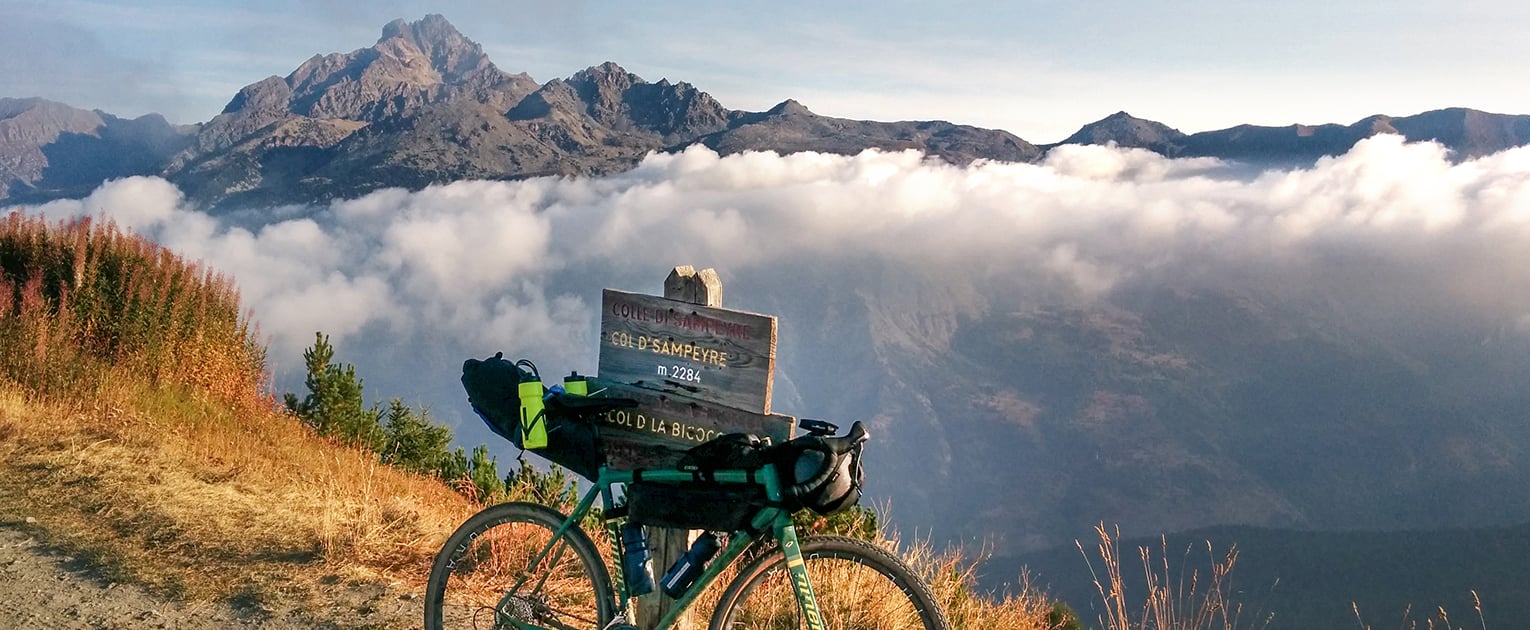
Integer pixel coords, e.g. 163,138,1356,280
599,289,777,414
590,380,793,470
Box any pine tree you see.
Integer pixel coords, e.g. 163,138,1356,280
286,332,384,450
467,444,504,500
440,447,470,488
505,458,578,509
381,398,454,475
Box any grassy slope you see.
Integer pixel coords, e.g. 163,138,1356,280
0,212,476,616
0,374,476,605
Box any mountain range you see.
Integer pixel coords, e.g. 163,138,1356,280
5,14,1530,209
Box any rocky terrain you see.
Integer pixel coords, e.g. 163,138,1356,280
6,14,1530,209
0,98,191,202
1,15,1036,209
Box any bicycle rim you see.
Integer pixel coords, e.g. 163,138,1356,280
709,535,950,630
426,502,614,630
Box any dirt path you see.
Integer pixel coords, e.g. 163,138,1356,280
0,524,424,629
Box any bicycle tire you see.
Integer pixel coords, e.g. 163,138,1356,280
425,501,616,630
708,535,951,630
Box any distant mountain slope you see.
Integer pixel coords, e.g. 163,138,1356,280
742,263,1530,558
1057,108,1530,163
1051,110,1187,154
694,99,1040,164
0,97,191,202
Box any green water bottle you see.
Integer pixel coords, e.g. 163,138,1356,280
518,378,547,449
563,371,589,396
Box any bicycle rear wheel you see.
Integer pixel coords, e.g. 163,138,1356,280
708,535,951,630
425,502,615,630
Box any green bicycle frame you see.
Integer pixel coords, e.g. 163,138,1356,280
495,463,826,630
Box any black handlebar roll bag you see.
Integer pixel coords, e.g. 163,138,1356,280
461,354,603,481
771,436,864,515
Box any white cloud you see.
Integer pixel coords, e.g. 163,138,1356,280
15,135,1530,403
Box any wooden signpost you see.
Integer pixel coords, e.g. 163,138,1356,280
596,266,792,630
594,268,792,469
599,288,777,414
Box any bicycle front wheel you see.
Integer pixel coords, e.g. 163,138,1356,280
708,535,951,630
425,501,615,630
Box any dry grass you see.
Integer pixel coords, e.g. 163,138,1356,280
678,508,1058,629
0,374,476,601
1079,524,1272,630
1352,592,1488,630
895,533,1057,629
0,212,479,604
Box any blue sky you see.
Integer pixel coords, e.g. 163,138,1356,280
3,0,1528,142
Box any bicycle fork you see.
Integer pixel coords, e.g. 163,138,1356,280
774,518,827,630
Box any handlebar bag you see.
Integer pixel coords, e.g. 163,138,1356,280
772,437,864,516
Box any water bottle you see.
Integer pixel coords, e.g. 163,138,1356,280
659,532,720,598
517,377,547,449
620,522,655,595
563,371,589,396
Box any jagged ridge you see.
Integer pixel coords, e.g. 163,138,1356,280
5,14,1530,208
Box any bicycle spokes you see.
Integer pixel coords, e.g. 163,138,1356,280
439,516,608,630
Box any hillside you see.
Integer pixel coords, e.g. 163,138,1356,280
0,214,478,625
731,262,1530,557
0,97,192,202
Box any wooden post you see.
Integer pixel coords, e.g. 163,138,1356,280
635,266,719,630
664,265,722,308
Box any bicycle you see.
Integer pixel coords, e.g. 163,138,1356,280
426,362,952,630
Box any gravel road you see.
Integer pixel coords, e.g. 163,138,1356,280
0,524,423,629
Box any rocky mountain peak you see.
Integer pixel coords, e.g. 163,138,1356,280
377,14,490,82
560,62,644,128
270,14,524,121
581,61,632,77
766,99,813,117
1354,114,1398,135
508,62,733,142
220,76,291,115
1,97,47,120
570,62,641,92
1060,111,1186,152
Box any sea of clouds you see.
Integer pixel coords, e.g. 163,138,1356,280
16,136,1530,435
